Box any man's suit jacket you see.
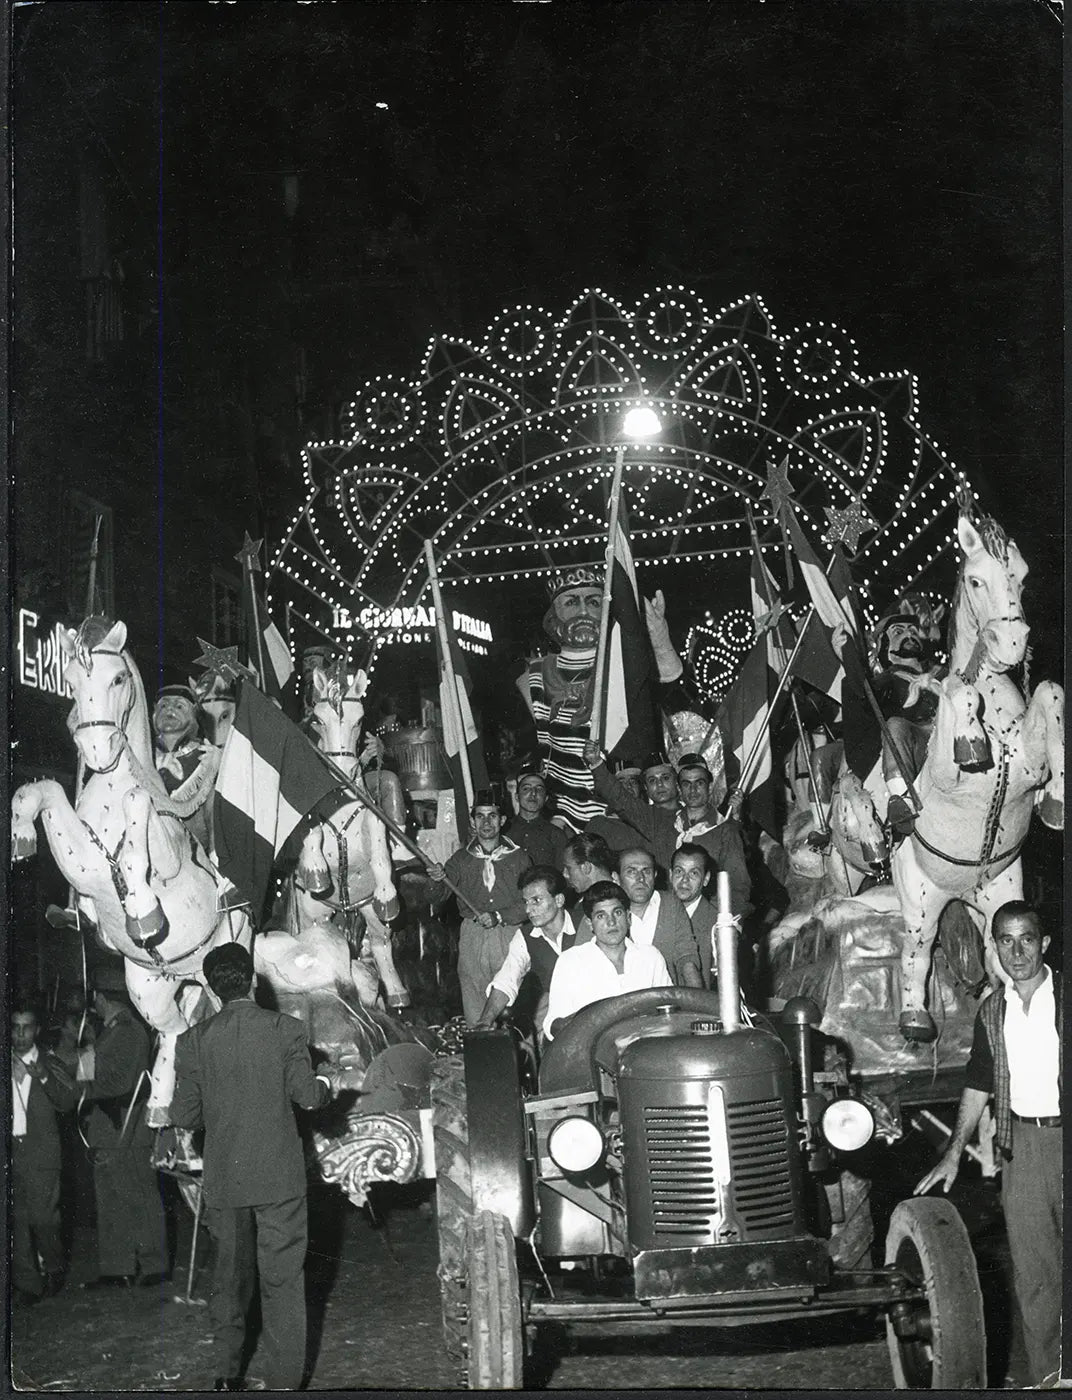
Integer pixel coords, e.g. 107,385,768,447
171,999,330,1208
17,1059,77,1172
688,895,717,989
644,890,701,984
83,1008,154,1153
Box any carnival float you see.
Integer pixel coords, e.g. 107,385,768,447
11,285,1063,1221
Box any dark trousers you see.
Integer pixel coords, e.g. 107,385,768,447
12,1143,63,1294
1003,1121,1063,1387
92,1141,168,1277
205,1195,309,1390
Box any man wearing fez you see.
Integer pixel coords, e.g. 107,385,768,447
585,743,752,920
516,567,681,834
153,683,219,851
505,766,569,870
428,790,533,1025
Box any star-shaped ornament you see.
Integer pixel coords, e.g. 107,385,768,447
193,639,256,683
235,532,263,572
754,600,789,636
760,457,795,517
823,497,877,554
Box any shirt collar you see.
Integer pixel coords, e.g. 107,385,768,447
15,1044,39,1067
466,834,520,858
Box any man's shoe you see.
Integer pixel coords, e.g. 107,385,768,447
81,1274,137,1290
14,1288,42,1308
213,1380,241,1392
42,1272,65,1298
138,1272,172,1288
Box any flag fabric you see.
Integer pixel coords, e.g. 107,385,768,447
214,680,344,923
600,496,659,761
781,506,881,783
433,596,489,844
242,576,295,704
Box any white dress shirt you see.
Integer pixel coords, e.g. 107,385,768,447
12,1044,38,1139
544,938,671,1040
487,912,580,1003
1004,968,1060,1117
629,890,661,947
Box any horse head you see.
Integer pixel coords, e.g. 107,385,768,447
950,512,1029,677
306,665,370,762
191,669,237,748
61,617,152,774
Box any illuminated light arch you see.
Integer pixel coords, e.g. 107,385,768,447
267,286,971,692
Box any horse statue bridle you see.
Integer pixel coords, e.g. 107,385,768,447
70,644,138,775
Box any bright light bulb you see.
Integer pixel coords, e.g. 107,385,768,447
622,405,661,440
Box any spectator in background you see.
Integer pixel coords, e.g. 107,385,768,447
670,843,717,989
12,1002,77,1305
586,760,646,855
562,833,618,898
618,846,702,988
428,789,533,1024
914,902,1061,1387
505,767,569,870
77,965,168,1290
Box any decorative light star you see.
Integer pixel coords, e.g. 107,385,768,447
235,532,263,572
754,601,789,636
193,638,256,683
823,497,877,554
760,457,795,516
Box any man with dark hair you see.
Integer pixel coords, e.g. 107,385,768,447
914,901,1061,1387
12,1002,77,1305
505,768,569,869
562,833,617,897
544,881,671,1040
670,843,716,989
428,789,533,1024
618,847,702,988
171,942,342,1392
77,965,168,1290
474,865,585,1035
584,743,752,919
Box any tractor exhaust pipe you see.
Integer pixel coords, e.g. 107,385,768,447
715,871,741,1033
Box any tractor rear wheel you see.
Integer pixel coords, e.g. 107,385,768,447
884,1195,986,1388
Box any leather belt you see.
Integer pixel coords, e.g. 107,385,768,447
1011,1111,1061,1127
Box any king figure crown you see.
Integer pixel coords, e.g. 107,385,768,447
546,563,604,600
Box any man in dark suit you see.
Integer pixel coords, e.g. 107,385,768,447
12,1002,78,1305
670,844,718,989
170,943,341,1392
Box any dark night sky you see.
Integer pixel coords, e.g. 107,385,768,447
13,0,1063,666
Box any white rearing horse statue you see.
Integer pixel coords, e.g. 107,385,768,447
892,509,1064,1041
10,617,252,1123
294,666,411,1010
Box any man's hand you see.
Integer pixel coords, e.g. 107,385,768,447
23,1057,50,1084
914,1152,960,1196
360,734,385,767
475,911,496,930
427,862,446,882
473,1015,498,1030
582,740,603,770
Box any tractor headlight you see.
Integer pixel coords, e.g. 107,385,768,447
821,1097,875,1152
547,1116,605,1173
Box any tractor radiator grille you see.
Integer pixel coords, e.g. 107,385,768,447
643,1105,719,1238
725,1097,797,1235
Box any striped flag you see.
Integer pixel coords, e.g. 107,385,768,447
433,601,489,845
214,681,344,923
242,580,295,704
600,496,659,761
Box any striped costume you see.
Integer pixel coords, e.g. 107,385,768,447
525,649,604,834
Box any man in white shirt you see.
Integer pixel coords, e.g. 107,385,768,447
618,847,702,987
544,882,671,1040
914,901,1061,1386
474,866,585,1034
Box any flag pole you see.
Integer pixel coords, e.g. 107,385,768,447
317,749,470,906
789,687,830,836
589,444,625,742
732,607,814,801
424,540,475,814
243,556,268,690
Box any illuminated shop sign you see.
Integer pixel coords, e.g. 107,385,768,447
17,609,72,697
330,605,492,656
